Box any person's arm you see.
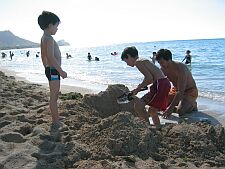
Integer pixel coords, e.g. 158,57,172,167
40,41,46,67
132,60,153,95
182,56,186,62
46,38,67,78
46,38,63,74
163,64,187,118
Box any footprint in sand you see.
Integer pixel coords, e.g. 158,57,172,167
0,120,11,128
0,132,26,143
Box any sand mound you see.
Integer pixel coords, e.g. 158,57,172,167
83,84,136,118
1,71,225,169
77,112,158,160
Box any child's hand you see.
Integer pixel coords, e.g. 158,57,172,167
60,70,67,79
162,107,173,118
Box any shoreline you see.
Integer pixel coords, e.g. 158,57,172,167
1,67,225,127
0,67,96,95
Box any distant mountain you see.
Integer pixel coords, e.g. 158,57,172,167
57,39,70,46
0,30,39,50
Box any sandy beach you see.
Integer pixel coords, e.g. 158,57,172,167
0,67,95,96
1,70,225,169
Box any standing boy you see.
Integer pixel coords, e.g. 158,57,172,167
38,11,67,123
155,49,198,118
121,46,171,127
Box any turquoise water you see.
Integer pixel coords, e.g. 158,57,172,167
1,38,225,107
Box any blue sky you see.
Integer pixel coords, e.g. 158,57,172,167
1,0,225,47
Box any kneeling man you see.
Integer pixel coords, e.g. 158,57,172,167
155,49,198,118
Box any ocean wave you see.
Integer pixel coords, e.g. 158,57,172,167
199,90,225,103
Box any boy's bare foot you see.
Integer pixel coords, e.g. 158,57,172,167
149,124,162,130
51,120,63,131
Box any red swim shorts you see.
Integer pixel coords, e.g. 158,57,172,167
141,78,171,111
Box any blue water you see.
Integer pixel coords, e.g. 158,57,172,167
1,38,225,107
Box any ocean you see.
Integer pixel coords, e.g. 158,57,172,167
1,38,225,114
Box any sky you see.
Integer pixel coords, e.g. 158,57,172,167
1,0,225,47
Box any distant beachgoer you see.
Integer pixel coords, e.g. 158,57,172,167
95,57,99,61
66,53,72,59
121,46,171,127
9,51,14,60
182,50,192,64
87,52,92,61
155,49,198,118
38,11,67,124
36,51,40,58
1,52,7,59
111,51,118,56
26,51,30,57
150,52,156,64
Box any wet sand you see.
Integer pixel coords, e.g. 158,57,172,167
0,67,95,95
1,70,225,169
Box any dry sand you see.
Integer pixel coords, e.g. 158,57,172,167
1,70,225,169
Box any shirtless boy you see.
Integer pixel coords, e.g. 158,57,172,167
38,11,67,123
121,46,171,126
155,49,198,118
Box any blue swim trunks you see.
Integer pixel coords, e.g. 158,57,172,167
45,67,60,81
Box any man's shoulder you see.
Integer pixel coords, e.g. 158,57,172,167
173,61,186,68
175,61,190,74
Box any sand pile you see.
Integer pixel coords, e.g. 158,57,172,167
83,84,136,118
0,71,225,169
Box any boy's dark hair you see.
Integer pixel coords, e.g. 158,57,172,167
38,11,60,30
121,46,138,60
155,49,172,61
